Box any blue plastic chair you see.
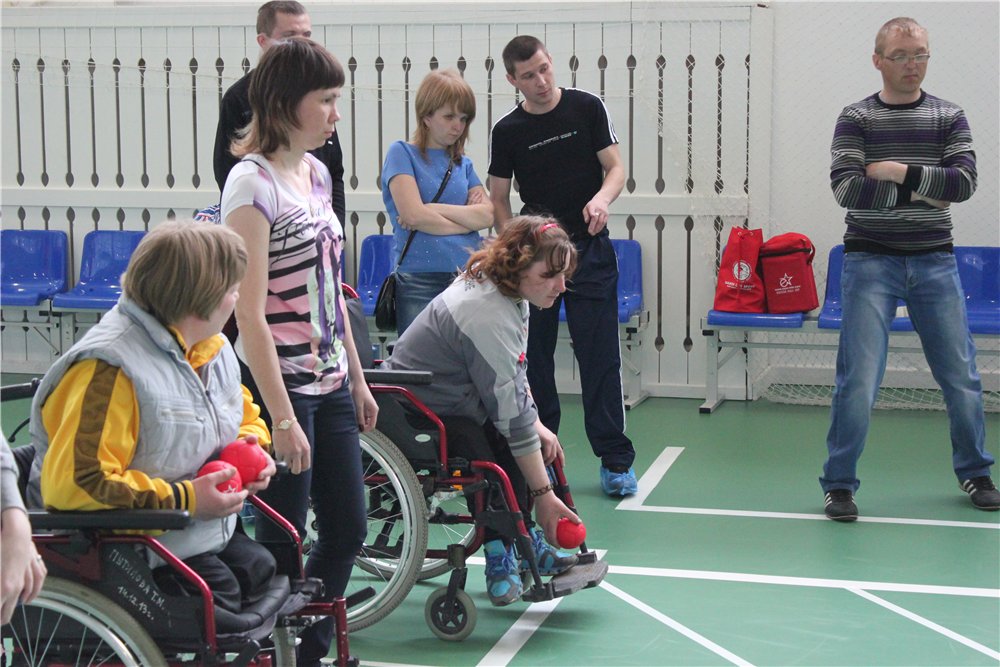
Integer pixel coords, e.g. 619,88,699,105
356,235,395,316
559,238,645,323
956,246,1000,335
0,230,70,307
52,230,146,310
818,244,999,334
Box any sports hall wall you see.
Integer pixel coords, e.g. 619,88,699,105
2,1,997,403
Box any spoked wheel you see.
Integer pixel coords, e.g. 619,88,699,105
0,576,164,666
419,486,476,580
346,429,428,631
424,587,477,642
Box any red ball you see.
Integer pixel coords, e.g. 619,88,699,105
220,440,269,484
556,517,586,549
197,460,243,494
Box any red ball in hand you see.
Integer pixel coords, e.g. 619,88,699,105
220,440,269,484
197,460,243,494
556,517,586,549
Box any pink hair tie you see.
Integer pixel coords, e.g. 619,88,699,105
537,222,561,235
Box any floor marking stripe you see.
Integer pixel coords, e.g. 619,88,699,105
617,444,998,530
477,598,563,666
616,446,685,509
849,588,1000,661
601,581,755,667
619,504,1000,529
606,565,1000,598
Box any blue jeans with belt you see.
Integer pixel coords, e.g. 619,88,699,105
820,251,993,493
395,271,456,335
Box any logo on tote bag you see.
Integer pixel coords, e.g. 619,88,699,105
733,260,753,282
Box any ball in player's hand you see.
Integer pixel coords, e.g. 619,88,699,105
556,517,586,549
220,440,269,483
197,460,243,493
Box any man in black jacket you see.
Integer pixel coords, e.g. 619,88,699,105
213,1,346,225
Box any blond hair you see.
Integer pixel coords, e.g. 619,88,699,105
122,220,247,325
875,17,927,54
412,69,477,164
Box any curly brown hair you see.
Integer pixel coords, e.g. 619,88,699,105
463,216,577,297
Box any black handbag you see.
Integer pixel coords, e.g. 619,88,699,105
374,163,453,331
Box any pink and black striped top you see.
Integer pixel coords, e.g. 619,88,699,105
222,153,348,395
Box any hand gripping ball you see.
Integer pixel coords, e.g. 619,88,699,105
556,517,586,549
197,460,243,494
220,440,269,484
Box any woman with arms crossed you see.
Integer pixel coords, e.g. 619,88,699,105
382,68,493,334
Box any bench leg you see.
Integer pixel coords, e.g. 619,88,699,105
700,328,724,413
620,327,648,410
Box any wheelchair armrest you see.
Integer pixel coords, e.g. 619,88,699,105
28,509,192,531
0,378,41,401
363,369,433,385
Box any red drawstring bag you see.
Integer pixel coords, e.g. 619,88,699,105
714,227,766,312
759,233,819,313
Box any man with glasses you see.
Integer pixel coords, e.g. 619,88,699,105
213,1,346,227
820,17,998,521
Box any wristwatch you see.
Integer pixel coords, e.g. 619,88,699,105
274,417,298,431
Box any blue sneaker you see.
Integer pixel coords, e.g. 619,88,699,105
522,528,578,575
600,466,638,497
484,539,522,606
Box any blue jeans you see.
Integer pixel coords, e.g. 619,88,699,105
395,271,456,335
243,374,367,664
820,251,993,493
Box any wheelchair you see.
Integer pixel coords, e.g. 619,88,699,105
340,289,609,641
0,379,366,666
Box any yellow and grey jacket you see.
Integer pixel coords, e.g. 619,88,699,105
27,297,268,561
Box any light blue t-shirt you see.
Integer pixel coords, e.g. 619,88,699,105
381,141,483,273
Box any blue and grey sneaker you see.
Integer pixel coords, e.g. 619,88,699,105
484,539,523,606
523,528,578,576
600,465,638,497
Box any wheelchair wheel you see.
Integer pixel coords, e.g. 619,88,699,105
347,429,428,631
1,576,164,666
424,586,477,642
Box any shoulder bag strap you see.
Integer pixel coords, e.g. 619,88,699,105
396,162,454,268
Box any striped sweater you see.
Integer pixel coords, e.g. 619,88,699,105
830,91,977,253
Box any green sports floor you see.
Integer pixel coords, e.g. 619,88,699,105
3,382,997,666
346,396,1000,667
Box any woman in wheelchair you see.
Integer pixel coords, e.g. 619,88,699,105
383,215,584,606
24,220,280,615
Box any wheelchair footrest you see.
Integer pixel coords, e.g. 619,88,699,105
521,557,608,602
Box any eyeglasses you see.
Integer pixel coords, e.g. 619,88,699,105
883,53,930,65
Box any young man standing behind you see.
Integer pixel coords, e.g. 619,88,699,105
488,35,636,496
213,1,346,226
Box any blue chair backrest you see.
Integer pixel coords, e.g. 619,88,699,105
77,230,147,290
612,239,643,322
824,244,844,309
560,238,644,323
357,235,395,315
955,246,999,306
0,229,69,304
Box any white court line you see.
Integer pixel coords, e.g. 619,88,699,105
606,564,1000,598
849,588,1000,661
471,550,608,667
617,446,1000,530
477,599,562,666
601,581,755,667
